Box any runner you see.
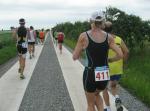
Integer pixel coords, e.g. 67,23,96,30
73,12,123,111
27,26,36,59
13,18,28,79
102,21,129,111
35,30,40,44
54,31,58,46
39,29,45,44
57,32,65,54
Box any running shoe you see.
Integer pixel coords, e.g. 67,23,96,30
20,74,25,79
104,108,111,111
104,109,107,111
115,98,123,111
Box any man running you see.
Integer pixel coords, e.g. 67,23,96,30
13,18,28,79
39,29,45,44
57,32,65,54
35,30,40,44
73,12,123,111
27,26,36,59
103,21,129,111
54,31,58,46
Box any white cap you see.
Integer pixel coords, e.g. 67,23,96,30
90,11,105,22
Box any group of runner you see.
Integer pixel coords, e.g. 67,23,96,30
73,11,129,111
13,11,129,111
12,18,46,79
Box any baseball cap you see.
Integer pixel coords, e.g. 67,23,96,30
90,11,105,22
19,18,25,24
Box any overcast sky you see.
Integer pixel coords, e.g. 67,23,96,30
0,0,150,30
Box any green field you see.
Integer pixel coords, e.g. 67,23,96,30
0,32,17,65
64,37,150,107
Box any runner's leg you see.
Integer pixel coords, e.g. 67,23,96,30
95,90,104,111
103,88,111,111
85,91,96,111
110,80,118,96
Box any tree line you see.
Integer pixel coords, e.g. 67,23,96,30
52,7,150,50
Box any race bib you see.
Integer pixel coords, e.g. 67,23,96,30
22,42,28,48
95,66,110,81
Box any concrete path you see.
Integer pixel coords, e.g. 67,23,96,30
0,40,44,111
0,32,128,111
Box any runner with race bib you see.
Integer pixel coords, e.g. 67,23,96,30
13,18,28,79
95,66,110,82
73,11,123,111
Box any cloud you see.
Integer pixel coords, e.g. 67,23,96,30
0,0,150,29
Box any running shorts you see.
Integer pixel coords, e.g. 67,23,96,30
28,42,35,45
58,40,63,43
83,67,108,92
17,44,27,54
110,74,121,81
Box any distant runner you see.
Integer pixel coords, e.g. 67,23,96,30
54,31,58,46
103,21,129,111
57,32,65,54
39,29,45,44
13,18,28,79
27,26,36,59
35,30,40,44
73,12,123,111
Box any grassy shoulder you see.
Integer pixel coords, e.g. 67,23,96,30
64,37,150,107
120,47,150,106
0,44,17,65
0,32,17,65
64,38,77,50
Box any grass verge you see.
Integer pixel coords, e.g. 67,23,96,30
120,47,150,107
0,32,17,65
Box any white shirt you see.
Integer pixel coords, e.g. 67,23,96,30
28,30,35,42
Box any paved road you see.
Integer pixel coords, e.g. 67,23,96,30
19,36,74,111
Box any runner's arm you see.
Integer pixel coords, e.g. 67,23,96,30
121,39,129,61
73,33,86,60
108,35,123,62
12,29,17,41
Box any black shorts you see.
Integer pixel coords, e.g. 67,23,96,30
83,67,108,92
17,44,27,54
58,40,63,43
28,42,35,45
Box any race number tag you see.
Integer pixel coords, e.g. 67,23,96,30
22,42,27,48
95,66,110,81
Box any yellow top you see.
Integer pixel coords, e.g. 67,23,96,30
109,36,123,75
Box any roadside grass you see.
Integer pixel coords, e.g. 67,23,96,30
64,37,150,107
64,38,77,50
0,44,17,65
0,32,17,65
64,38,86,58
120,46,150,107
